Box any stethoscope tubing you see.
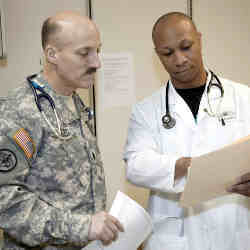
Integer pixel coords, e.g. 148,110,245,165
27,74,72,140
162,70,224,129
27,74,56,112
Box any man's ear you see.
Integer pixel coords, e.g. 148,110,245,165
45,45,58,65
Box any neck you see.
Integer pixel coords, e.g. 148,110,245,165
199,68,207,85
172,67,207,89
42,66,74,96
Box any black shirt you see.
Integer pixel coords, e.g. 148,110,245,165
175,84,206,119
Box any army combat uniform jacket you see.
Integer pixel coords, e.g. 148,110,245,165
0,76,106,249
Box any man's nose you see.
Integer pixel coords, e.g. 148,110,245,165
174,50,187,67
89,52,101,69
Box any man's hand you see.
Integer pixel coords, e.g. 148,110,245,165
174,157,191,180
227,172,250,197
88,211,124,245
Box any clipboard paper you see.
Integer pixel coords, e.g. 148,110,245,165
180,135,250,207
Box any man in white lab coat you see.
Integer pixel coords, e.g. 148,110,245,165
124,12,250,250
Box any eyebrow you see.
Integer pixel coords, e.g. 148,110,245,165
76,43,102,52
180,39,193,44
155,39,193,50
155,46,171,51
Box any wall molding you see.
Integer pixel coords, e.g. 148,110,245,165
0,0,7,61
187,0,193,19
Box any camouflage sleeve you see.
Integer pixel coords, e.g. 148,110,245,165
0,119,92,247
0,184,92,247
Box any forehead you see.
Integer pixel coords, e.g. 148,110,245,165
57,20,101,50
154,19,197,48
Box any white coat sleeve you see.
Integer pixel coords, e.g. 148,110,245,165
123,104,183,193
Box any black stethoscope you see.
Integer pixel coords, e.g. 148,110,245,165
27,74,55,112
27,74,94,140
162,70,224,129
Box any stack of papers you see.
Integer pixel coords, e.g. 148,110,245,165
180,135,250,207
85,191,153,250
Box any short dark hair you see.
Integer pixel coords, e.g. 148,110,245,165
152,12,197,41
41,17,61,50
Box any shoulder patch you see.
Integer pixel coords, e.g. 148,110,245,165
0,149,17,172
12,128,35,159
0,129,33,184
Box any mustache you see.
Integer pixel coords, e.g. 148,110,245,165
86,68,97,74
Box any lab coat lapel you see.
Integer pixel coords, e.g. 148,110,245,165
195,71,213,123
198,73,235,123
168,81,197,130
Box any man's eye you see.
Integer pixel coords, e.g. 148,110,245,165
164,52,172,56
157,50,172,57
160,51,172,57
182,45,191,51
80,52,88,57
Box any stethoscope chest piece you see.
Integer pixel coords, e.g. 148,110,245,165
162,114,176,129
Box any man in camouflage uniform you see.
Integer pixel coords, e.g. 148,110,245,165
0,11,123,249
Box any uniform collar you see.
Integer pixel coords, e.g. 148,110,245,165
33,73,79,124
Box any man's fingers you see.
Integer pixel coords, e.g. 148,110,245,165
175,157,192,179
88,211,124,245
100,226,116,245
233,182,250,191
109,215,125,232
102,215,124,243
228,181,250,197
235,172,250,185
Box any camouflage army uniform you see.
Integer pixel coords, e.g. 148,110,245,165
0,74,106,249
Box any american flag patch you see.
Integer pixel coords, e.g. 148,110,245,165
13,128,35,159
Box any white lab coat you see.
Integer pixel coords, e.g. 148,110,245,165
124,71,250,250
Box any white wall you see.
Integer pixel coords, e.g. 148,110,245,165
193,0,250,84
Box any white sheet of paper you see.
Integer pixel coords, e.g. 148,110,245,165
98,52,136,108
84,191,153,250
180,136,250,207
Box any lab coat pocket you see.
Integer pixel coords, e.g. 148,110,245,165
144,216,188,250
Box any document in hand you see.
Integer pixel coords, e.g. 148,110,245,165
84,191,153,250
180,135,250,207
